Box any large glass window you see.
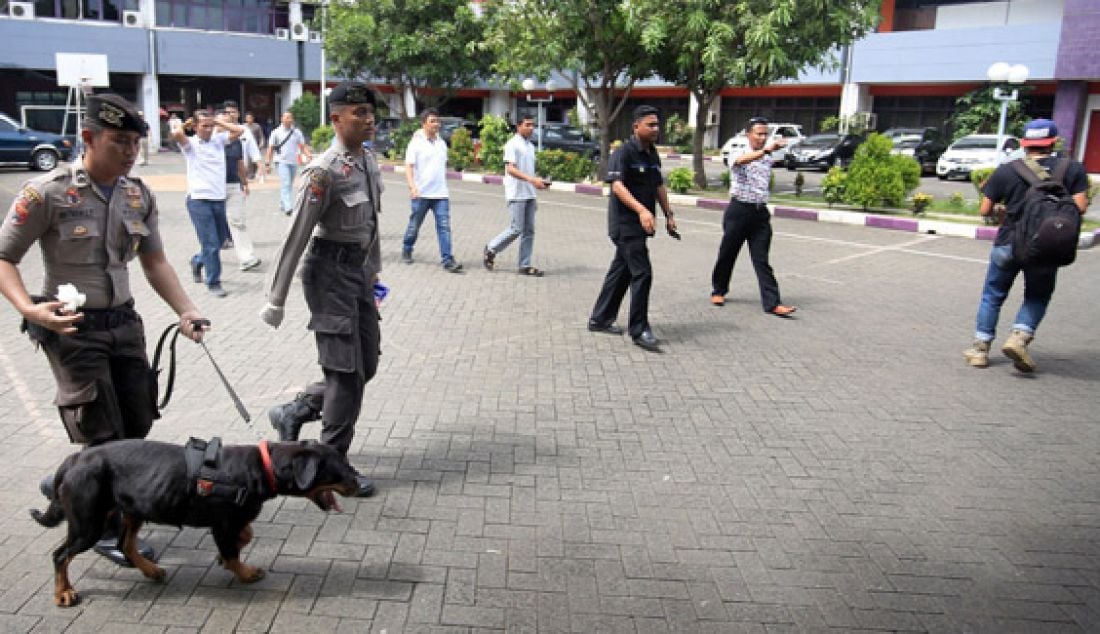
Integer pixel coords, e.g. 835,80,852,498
154,0,281,33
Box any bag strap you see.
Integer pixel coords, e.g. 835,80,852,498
1010,158,1043,186
151,323,182,410
1051,158,1070,185
272,127,299,154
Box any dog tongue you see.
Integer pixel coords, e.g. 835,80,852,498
323,490,342,513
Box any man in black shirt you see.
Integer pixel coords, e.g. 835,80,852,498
587,106,678,352
963,118,1088,372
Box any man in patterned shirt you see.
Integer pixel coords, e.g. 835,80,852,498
709,116,797,317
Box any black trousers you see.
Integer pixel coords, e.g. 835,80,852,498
300,251,380,456
590,235,652,339
711,199,782,311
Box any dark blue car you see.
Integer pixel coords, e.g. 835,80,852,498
0,113,74,171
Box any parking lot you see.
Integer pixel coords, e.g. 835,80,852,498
0,155,1097,632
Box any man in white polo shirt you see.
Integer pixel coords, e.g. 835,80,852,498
402,108,462,272
265,111,312,215
483,114,548,276
169,110,244,297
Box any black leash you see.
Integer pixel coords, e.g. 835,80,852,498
151,322,182,411
151,320,254,425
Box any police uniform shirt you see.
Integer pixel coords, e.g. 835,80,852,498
982,156,1089,247
0,158,163,309
606,136,663,239
266,138,382,308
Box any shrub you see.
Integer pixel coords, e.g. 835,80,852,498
793,172,805,197
1089,176,1099,206
478,114,512,173
821,167,847,206
288,92,321,139
720,169,730,191
447,127,475,172
311,124,333,150
947,192,966,209
536,149,595,183
841,133,920,210
666,167,693,194
911,192,933,215
387,119,421,161
664,113,692,148
970,167,995,198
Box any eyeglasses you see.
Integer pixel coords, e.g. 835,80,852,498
748,116,769,126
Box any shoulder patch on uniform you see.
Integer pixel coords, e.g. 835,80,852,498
11,185,44,226
307,169,330,203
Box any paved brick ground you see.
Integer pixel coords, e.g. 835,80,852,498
0,154,1097,632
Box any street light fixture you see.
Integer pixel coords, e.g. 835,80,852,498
987,62,1029,161
522,78,556,152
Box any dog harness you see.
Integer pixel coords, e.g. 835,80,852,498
184,436,271,505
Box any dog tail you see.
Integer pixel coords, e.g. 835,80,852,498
30,499,64,528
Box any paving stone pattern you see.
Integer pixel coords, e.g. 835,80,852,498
0,156,1097,632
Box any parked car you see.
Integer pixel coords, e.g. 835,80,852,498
936,134,1020,180
785,133,864,171
0,113,74,171
534,123,599,158
366,116,401,156
438,116,479,145
889,128,947,175
720,122,804,166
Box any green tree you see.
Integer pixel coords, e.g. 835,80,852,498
289,92,321,139
947,85,1032,142
323,0,492,119
481,0,657,178
640,0,881,188
478,114,512,174
448,127,475,171
842,133,920,210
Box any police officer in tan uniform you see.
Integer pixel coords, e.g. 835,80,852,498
260,82,382,497
0,93,207,565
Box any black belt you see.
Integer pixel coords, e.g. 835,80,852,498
731,198,769,210
310,237,367,265
78,300,138,331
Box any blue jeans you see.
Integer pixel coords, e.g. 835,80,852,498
488,199,537,268
277,161,297,213
402,197,454,264
186,197,228,287
974,244,1057,342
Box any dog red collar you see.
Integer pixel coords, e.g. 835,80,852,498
258,440,277,492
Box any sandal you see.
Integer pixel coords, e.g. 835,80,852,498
483,246,495,270
517,266,544,277
769,305,797,317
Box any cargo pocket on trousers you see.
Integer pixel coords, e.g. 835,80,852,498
54,381,99,445
308,313,355,372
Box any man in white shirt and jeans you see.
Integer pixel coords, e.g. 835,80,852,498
170,110,244,297
483,114,548,276
402,108,462,272
265,111,312,215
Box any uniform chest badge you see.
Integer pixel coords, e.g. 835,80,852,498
65,187,82,205
73,225,88,236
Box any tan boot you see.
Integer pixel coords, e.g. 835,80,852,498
963,340,991,368
1001,329,1036,372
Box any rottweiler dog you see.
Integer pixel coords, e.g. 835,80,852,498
31,439,359,607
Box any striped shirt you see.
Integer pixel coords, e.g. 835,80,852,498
727,147,773,204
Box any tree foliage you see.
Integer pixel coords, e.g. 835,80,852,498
480,0,656,177
477,114,512,174
323,0,492,118
947,85,1031,142
289,92,321,139
639,0,881,188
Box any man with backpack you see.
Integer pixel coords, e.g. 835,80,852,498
963,118,1088,372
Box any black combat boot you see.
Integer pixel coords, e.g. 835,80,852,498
268,392,322,441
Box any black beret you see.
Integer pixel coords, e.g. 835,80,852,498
87,93,148,137
329,82,376,108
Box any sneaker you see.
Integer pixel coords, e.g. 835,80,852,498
190,260,203,284
208,285,228,298
443,260,464,273
268,393,322,441
221,239,234,250
1002,329,1036,372
963,340,991,368
240,257,262,271
483,246,496,270
401,250,413,265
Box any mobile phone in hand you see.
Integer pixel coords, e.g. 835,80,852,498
668,228,682,240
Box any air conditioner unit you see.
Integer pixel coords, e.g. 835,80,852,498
308,31,322,43
275,27,290,40
122,10,143,27
290,22,308,41
9,1,35,19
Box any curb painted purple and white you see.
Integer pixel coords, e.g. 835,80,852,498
379,164,1099,249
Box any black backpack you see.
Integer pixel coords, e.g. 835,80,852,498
1009,158,1082,267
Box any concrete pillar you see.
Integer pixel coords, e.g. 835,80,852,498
1052,80,1088,154
403,86,417,119
688,93,721,149
283,80,303,114
140,73,160,150
486,89,511,118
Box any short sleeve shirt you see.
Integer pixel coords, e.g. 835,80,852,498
982,156,1088,246
180,131,229,200
606,137,663,239
503,134,537,201
727,147,774,203
269,126,306,164
224,139,243,185
405,131,449,199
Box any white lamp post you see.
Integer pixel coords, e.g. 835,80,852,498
522,78,556,152
986,62,1029,160
319,1,329,125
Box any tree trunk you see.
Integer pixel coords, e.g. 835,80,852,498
692,93,711,189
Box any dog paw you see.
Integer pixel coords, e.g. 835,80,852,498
144,565,167,582
54,589,80,607
238,565,265,583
